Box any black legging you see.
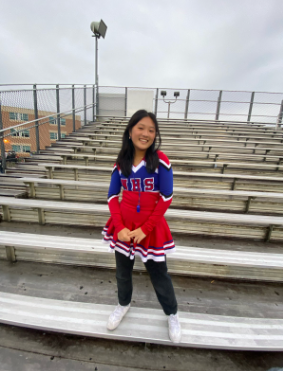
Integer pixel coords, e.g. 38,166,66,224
115,251,178,315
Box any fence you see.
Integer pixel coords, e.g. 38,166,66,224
1,84,283,172
98,86,283,125
0,84,96,172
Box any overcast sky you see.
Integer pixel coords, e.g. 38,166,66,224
1,0,283,93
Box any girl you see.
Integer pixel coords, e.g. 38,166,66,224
102,109,181,343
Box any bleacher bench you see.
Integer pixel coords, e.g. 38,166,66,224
1,231,283,281
0,291,282,350
3,176,283,214
1,196,283,241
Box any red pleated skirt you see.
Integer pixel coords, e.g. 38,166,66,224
102,190,175,262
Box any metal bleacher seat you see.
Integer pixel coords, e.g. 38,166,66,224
1,291,282,350
1,231,283,281
1,196,283,241
1,117,283,354
2,176,283,214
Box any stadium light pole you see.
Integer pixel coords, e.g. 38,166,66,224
90,20,107,120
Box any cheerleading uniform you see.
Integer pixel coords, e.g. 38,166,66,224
102,150,175,263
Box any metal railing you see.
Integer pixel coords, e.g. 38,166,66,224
1,84,283,173
97,86,283,126
0,84,96,172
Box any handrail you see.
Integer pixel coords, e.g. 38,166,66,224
1,84,283,126
0,85,95,94
98,85,283,95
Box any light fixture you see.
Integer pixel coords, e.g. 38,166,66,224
160,91,180,119
90,20,107,39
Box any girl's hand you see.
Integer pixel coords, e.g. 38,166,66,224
117,228,131,241
128,228,147,244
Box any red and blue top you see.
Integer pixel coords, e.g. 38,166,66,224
102,150,175,262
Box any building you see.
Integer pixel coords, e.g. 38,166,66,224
1,106,82,156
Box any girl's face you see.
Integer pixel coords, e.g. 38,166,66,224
129,116,156,154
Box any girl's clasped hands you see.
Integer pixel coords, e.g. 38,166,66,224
117,227,146,244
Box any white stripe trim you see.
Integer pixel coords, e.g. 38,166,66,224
163,241,175,248
132,160,146,173
108,194,119,202
159,159,171,170
116,241,131,251
134,246,166,256
161,194,173,202
134,250,166,263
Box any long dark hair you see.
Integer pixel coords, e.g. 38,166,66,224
116,110,162,177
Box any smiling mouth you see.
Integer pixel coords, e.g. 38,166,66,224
139,138,148,143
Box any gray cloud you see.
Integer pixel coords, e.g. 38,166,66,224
1,0,283,93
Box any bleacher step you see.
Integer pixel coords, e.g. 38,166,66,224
0,292,282,351
1,232,283,281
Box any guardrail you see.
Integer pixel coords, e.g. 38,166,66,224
1,84,283,172
0,84,96,172
98,86,283,126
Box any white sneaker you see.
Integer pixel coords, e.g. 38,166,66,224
168,313,182,343
107,303,130,330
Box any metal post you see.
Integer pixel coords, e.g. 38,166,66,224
92,84,95,122
84,85,87,126
96,85,99,119
184,89,190,120
56,85,61,140
33,84,40,153
95,37,98,90
215,90,222,121
0,94,6,173
167,102,171,119
95,36,99,119
247,92,255,122
125,87,128,117
154,88,159,116
276,99,283,129
72,85,76,132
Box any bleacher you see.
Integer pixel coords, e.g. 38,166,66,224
1,117,283,355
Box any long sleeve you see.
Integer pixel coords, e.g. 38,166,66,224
107,164,125,234
141,154,173,235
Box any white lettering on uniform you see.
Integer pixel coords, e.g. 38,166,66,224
144,177,154,191
130,178,141,191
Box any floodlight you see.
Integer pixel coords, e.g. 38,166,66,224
160,90,179,119
90,20,107,38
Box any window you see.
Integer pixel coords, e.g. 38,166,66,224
61,133,66,138
49,117,56,125
9,112,28,121
20,113,28,121
22,130,30,137
11,145,31,153
12,145,21,152
50,132,58,140
49,117,65,126
9,112,17,120
11,129,19,137
23,146,31,152
10,128,30,137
